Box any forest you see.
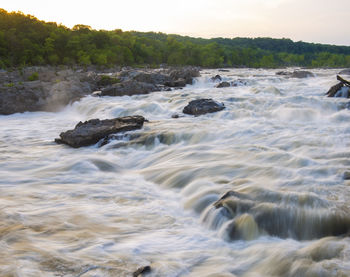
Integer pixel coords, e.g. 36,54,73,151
1,8,350,68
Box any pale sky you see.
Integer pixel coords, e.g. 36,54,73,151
2,0,350,46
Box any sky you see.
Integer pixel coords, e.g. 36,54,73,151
2,0,350,46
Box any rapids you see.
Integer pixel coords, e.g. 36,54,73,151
0,68,349,276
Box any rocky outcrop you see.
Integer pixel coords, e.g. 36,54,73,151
276,70,315,78
0,66,201,115
99,81,159,97
55,115,145,148
183,99,225,116
216,81,230,88
326,75,350,98
0,67,98,115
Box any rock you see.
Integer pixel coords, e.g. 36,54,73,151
99,80,159,97
168,66,200,85
231,79,248,86
171,113,180,118
290,70,315,78
218,69,230,72
339,69,350,75
133,72,170,85
133,265,151,277
0,79,93,115
326,75,350,98
343,171,350,180
276,70,315,78
164,78,187,88
55,115,145,148
183,99,225,116
210,75,222,82
216,81,230,88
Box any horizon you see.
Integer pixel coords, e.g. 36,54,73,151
2,0,350,47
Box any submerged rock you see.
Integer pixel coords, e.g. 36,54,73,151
209,188,350,240
133,265,151,277
210,75,222,82
339,69,350,75
276,70,315,78
99,80,159,97
216,81,230,88
183,99,225,116
55,115,145,148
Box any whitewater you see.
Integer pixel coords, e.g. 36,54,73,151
0,68,349,277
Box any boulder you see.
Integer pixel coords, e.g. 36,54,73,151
183,99,225,116
216,81,230,88
55,115,145,148
133,72,170,85
99,80,159,97
210,75,222,82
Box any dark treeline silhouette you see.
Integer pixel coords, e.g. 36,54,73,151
1,9,350,68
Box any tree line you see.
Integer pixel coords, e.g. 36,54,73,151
1,9,350,69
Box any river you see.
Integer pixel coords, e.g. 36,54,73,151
0,68,349,276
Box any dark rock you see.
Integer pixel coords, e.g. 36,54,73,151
210,75,222,82
183,99,225,116
326,82,344,97
339,69,350,75
343,171,350,180
55,115,145,148
133,265,151,277
216,81,230,88
218,69,230,72
99,81,159,97
164,78,187,88
171,113,180,118
326,75,350,98
96,75,120,87
276,71,290,76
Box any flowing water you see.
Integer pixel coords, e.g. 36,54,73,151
0,68,350,277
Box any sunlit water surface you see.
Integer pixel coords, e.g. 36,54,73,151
0,68,350,277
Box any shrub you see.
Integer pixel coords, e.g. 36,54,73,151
27,72,39,81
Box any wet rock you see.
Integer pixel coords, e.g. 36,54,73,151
231,79,248,87
210,75,222,82
216,81,231,88
183,99,225,116
339,69,350,75
210,188,350,240
55,115,145,148
343,171,350,180
326,75,350,98
164,78,187,88
133,265,151,277
99,80,159,97
218,69,230,72
171,113,180,118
